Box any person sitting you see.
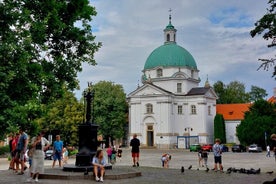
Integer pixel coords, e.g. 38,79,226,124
92,149,107,182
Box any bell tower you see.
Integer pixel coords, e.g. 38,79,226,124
164,9,177,44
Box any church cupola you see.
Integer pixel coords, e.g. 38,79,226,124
164,10,177,44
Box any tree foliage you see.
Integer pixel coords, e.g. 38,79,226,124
236,99,276,147
0,0,101,139
92,81,128,141
213,81,250,104
249,85,268,102
214,114,226,143
250,0,276,77
213,81,267,104
37,89,84,146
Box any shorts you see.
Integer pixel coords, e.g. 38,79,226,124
132,152,139,158
15,150,25,161
53,151,62,161
214,156,222,164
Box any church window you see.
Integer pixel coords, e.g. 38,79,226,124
208,106,211,115
146,103,153,114
174,34,176,41
177,83,182,93
167,34,170,41
178,105,183,114
191,70,194,78
191,105,196,114
157,68,163,77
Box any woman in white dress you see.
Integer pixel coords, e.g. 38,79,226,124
28,132,50,182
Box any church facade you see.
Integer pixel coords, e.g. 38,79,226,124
127,16,217,149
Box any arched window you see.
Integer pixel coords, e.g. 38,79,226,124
167,34,170,42
191,105,196,114
146,103,153,114
157,68,163,77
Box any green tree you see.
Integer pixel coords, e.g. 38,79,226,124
214,114,226,143
236,99,276,147
250,0,276,77
249,85,268,102
92,81,128,142
37,89,84,146
213,81,226,104
213,81,250,104
0,0,101,139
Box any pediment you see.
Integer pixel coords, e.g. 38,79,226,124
128,83,171,97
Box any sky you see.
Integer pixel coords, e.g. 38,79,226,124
75,0,275,99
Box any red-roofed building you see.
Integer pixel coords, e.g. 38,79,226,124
268,88,276,103
216,104,251,143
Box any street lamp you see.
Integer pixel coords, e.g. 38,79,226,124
185,127,193,149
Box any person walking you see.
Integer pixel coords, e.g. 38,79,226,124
106,146,112,163
201,149,209,169
117,144,123,162
62,147,69,164
212,138,223,172
198,149,203,168
271,134,276,161
52,135,63,168
130,134,140,167
27,131,50,182
15,127,28,175
266,145,271,157
92,149,107,182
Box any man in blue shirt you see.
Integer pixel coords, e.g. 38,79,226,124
212,138,223,172
16,127,28,175
52,135,63,168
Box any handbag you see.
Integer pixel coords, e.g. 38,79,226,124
28,147,35,157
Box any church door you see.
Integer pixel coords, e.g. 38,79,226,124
147,125,154,146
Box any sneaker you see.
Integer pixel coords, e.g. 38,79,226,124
95,176,100,182
35,177,39,182
132,164,136,167
26,178,33,182
100,177,104,182
136,162,139,167
17,171,24,175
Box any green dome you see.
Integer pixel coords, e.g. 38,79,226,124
144,43,197,70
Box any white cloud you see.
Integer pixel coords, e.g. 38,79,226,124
75,0,276,99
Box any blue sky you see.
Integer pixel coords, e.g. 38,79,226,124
75,0,275,99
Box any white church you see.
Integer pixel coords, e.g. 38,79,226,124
127,15,218,149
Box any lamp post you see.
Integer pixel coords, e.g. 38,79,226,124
185,127,193,149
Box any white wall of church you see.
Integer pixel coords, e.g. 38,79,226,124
128,92,216,148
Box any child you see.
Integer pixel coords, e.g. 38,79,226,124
117,144,123,161
198,149,203,168
111,147,117,164
161,153,171,168
62,147,69,164
201,149,208,168
106,146,112,163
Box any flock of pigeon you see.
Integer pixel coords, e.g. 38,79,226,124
180,165,276,184
180,165,274,175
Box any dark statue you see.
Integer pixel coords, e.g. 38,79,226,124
75,82,98,166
